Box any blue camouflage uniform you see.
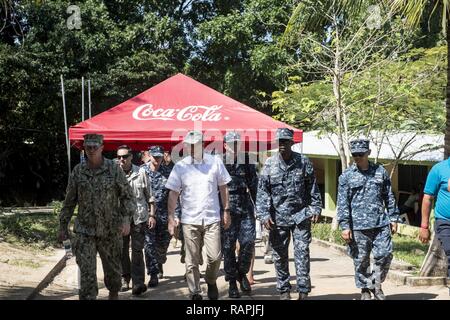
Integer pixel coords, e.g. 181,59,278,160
160,161,174,179
220,131,258,283
256,128,322,294
337,139,399,290
142,146,173,277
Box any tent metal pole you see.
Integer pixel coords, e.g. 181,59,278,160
88,79,91,119
81,76,84,121
60,75,71,180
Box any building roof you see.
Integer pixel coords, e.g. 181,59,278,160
292,131,444,163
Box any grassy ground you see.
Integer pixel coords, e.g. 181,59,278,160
0,212,60,251
392,234,428,268
0,201,70,252
312,222,428,268
312,222,346,246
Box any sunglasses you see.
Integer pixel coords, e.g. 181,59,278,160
352,152,366,158
117,154,131,159
84,145,100,151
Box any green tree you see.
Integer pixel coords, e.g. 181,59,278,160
390,0,450,279
273,46,446,150
0,0,194,205
280,0,417,171
187,0,296,114
0,0,301,205
391,0,450,157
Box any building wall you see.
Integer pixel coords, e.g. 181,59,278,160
310,157,335,212
309,156,433,217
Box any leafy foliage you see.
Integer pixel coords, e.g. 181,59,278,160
0,212,60,249
273,46,446,137
0,0,446,205
0,0,298,205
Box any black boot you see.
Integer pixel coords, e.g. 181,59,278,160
191,293,203,300
228,281,241,298
132,284,147,296
158,263,164,279
207,282,219,300
297,292,308,300
108,291,119,300
238,273,251,294
148,274,159,288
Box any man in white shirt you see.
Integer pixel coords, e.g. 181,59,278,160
166,130,232,300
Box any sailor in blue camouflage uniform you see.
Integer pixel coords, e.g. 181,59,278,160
256,128,322,300
141,146,173,288
337,139,399,300
161,150,175,178
221,131,258,298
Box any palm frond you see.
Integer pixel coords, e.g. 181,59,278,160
391,0,450,32
282,0,372,47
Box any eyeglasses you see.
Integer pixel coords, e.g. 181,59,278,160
352,152,366,158
117,154,131,159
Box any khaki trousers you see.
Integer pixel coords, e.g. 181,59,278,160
182,221,222,295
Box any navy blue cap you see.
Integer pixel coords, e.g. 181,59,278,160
349,139,370,153
276,128,294,140
149,145,164,157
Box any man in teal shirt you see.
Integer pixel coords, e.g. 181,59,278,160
420,158,450,295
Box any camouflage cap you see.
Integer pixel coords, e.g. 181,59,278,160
183,130,203,144
276,128,294,141
224,131,241,143
83,133,103,147
149,145,164,157
349,139,370,153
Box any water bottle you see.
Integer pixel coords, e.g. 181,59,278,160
63,239,73,259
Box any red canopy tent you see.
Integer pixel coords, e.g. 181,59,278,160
69,73,302,152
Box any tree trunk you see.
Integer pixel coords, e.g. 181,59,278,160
334,77,348,173
389,160,398,181
419,235,448,277
331,13,347,234
332,17,348,173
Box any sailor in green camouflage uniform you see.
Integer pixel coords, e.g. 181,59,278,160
58,134,136,300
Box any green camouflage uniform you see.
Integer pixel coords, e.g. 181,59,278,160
59,157,136,300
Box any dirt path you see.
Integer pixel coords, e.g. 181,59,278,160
0,242,64,299
36,239,450,300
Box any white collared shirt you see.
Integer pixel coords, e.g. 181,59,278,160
165,153,231,225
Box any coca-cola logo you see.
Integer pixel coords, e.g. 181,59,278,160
132,104,228,121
